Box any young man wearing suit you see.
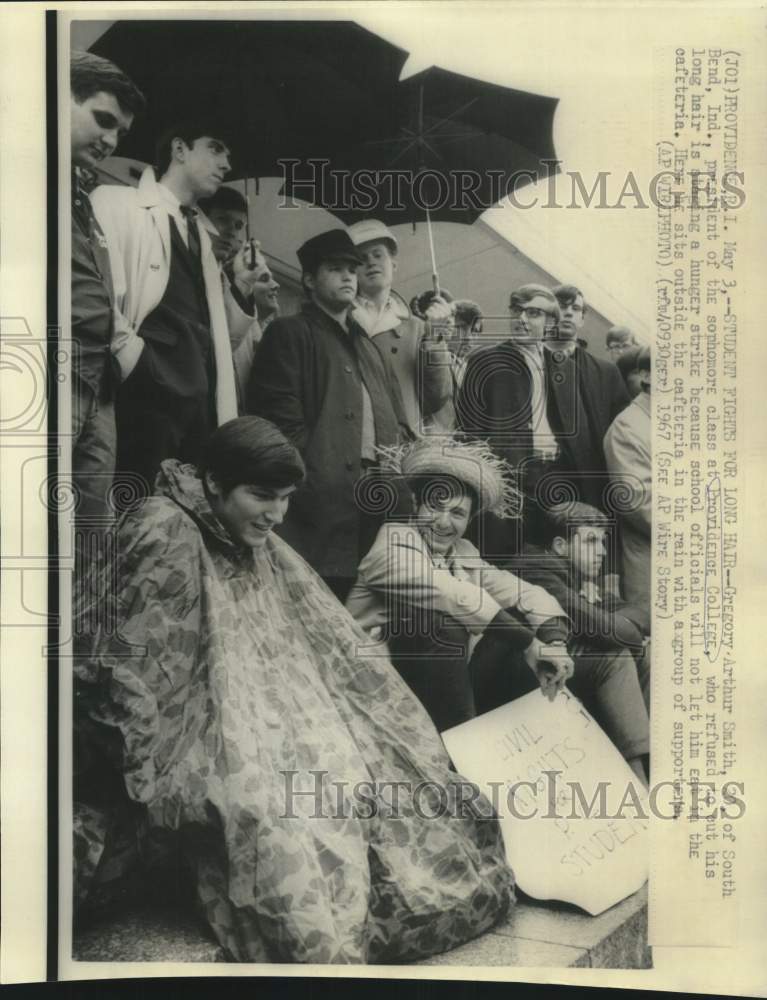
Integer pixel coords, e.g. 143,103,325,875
456,283,628,558
91,121,246,501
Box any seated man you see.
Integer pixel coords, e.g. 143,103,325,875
348,441,649,783
511,500,650,726
75,417,515,963
347,436,575,733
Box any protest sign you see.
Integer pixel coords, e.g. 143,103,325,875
443,689,649,916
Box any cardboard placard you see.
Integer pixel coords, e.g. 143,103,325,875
442,689,649,915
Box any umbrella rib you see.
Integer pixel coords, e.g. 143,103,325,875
418,96,481,139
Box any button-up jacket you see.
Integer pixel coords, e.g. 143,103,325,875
352,291,452,435
247,302,410,577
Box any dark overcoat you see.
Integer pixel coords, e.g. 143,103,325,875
247,302,409,577
456,340,629,509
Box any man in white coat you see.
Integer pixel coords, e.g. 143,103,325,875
346,438,573,731
604,347,651,615
91,120,243,501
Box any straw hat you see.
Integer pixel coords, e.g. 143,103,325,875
379,437,521,519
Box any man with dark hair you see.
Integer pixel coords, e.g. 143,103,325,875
246,228,411,600
197,185,278,403
70,50,145,528
91,120,245,501
511,500,650,779
549,282,631,438
199,185,249,265
548,283,588,353
528,501,650,650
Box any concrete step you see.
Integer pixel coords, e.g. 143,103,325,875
73,886,649,968
418,885,650,968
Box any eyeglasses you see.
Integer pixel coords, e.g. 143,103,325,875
510,305,555,320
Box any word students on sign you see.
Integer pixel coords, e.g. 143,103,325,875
442,689,649,916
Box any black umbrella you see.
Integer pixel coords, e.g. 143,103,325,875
282,64,559,227
90,19,559,287
90,19,410,177
280,62,559,290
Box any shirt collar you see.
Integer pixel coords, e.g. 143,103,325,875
353,291,409,336
157,181,183,215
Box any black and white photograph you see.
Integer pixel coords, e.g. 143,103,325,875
0,2,765,991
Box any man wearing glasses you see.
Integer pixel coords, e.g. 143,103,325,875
456,283,625,557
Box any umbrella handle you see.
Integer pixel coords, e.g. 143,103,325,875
426,205,441,298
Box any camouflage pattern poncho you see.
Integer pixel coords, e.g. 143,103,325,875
77,461,514,963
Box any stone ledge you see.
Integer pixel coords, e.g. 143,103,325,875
420,885,650,969
73,886,649,968
495,885,650,968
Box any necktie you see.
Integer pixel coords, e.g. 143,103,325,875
180,205,201,262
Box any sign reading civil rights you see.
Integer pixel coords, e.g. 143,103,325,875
442,690,649,915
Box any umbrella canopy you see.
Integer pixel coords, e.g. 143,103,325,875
90,19,559,286
90,19,410,177
90,20,558,220
283,65,559,226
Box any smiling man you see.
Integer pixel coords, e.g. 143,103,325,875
346,437,572,731
247,228,411,600
70,51,144,531
457,283,628,556
91,120,243,502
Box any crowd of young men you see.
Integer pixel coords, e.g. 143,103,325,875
70,48,651,665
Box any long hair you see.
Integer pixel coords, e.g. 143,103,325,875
199,417,305,495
